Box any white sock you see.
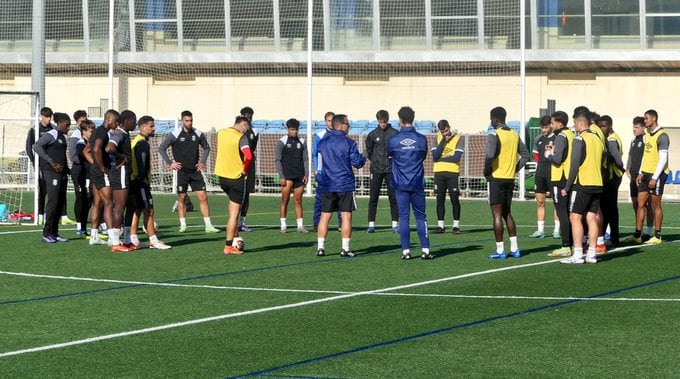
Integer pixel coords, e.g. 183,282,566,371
317,238,325,250
438,220,445,228
280,218,287,227
537,221,545,233
510,236,519,252
204,217,213,227
38,214,44,224
605,225,611,235
90,228,99,240
453,220,460,228
149,234,159,244
392,221,398,228
496,242,504,254
369,221,375,228
179,218,187,227
587,247,596,257
123,227,131,244
402,249,410,256
109,228,120,245
572,247,584,259
597,236,604,245
296,218,304,228
554,221,560,233
61,215,68,221
342,238,350,251
131,234,140,244
76,222,82,230
422,247,430,254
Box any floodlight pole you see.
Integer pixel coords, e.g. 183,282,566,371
305,0,314,196
31,0,45,225
519,0,527,200
108,0,115,109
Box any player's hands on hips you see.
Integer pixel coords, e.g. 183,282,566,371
171,161,182,170
280,178,286,186
649,178,657,189
195,162,206,172
302,176,308,185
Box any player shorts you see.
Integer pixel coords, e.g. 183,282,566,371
177,170,207,193
246,159,256,193
285,177,305,189
569,189,601,215
131,180,153,210
638,172,668,196
629,175,640,198
321,191,356,213
433,172,460,194
109,166,130,190
90,167,110,190
219,176,247,205
488,180,515,206
534,173,550,194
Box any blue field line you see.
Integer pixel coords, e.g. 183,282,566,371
228,274,680,378
0,238,492,308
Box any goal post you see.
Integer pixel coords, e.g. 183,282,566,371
0,91,40,224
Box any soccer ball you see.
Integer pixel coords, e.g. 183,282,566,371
232,237,245,251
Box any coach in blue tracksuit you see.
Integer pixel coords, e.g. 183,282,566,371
312,111,341,229
315,114,366,257
387,106,432,260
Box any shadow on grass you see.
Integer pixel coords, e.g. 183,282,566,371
246,240,317,253
432,244,484,259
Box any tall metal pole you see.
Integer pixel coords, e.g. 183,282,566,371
108,0,115,109
31,0,45,224
305,0,314,196
519,0,527,199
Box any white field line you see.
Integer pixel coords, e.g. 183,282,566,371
0,240,676,358
0,259,558,358
3,270,679,304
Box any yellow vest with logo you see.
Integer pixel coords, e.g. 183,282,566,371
606,131,624,179
131,134,151,183
551,128,574,182
433,133,461,173
214,128,245,179
641,128,669,175
575,130,604,187
492,128,519,180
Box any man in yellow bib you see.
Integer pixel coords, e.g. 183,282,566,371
215,116,253,255
560,108,604,264
484,107,530,259
631,109,670,245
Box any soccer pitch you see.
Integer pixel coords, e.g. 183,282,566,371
1,194,679,377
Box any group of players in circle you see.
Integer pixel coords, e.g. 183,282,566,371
28,104,669,261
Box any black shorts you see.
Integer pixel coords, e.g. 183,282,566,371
569,189,601,215
90,167,111,190
638,172,668,196
321,191,356,213
433,172,460,193
109,166,130,190
219,176,246,204
534,173,550,194
488,180,515,206
285,177,305,189
629,176,639,198
246,159,256,192
131,180,153,210
177,170,207,193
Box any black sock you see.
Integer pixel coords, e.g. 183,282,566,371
655,231,661,239
634,229,641,238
